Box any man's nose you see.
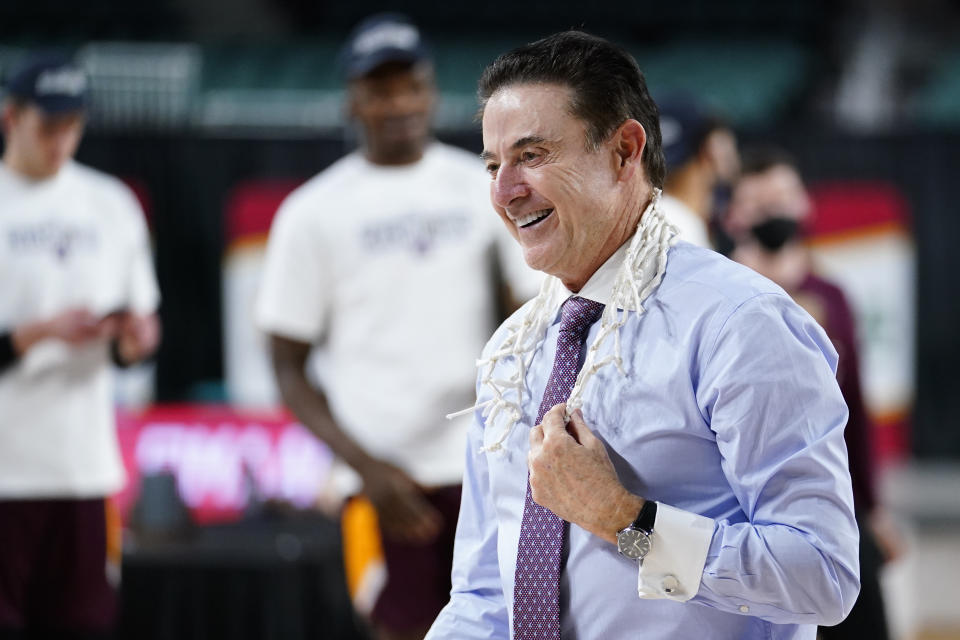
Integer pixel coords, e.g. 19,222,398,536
383,88,422,114
491,165,529,209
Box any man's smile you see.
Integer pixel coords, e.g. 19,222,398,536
515,208,554,228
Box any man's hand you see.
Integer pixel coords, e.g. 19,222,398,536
357,459,443,544
114,312,161,364
12,308,116,355
868,507,906,564
270,334,442,545
529,403,644,544
270,335,444,544
53,308,118,343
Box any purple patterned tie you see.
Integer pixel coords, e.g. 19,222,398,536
513,296,605,640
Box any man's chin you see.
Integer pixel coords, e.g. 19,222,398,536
378,136,428,162
520,247,554,275
25,161,64,181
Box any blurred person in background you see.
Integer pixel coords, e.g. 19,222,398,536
726,146,901,640
658,94,740,249
255,13,537,640
0,54,161,639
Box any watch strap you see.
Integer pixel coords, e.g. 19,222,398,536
0,333,17,373
632,500,657,535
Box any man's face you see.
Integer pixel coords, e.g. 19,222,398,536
349,61,435,162
481,83,631,289
727,164,810,236
2,103,84,179
703,128,740,183
728,164,812,289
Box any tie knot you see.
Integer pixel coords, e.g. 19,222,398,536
559,296,605,337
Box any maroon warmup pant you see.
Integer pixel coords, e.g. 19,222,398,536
368,485,461,634
0,498,118,636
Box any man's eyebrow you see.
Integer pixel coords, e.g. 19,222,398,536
480,135,548,163
512,135,547,150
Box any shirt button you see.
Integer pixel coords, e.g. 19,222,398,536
739,605,750,614
661,575,679,594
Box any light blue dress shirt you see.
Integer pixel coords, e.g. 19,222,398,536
427,242,860,640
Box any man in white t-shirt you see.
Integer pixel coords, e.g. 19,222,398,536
255,14,537,640
658,94,740,249
0,55,160,638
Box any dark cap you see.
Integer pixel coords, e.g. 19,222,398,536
4,54,87,113
339,13,430,80
658,93,714,172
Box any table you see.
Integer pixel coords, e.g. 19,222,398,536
118,514,369,640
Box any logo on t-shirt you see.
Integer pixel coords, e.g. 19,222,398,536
360,210,471,256
7,220,99,261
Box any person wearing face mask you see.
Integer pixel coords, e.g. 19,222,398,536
726,146,899,640
657,94,740,249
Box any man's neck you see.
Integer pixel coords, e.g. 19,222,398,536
561,190,654,292
562,189,671,310
1,150,58,181
364,142,427,166
1,151,21,176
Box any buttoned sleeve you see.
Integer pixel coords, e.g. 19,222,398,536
635,502,715,601
674,292,861,625
426,409,508,639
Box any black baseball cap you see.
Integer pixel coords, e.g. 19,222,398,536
4,54,87,113
658,93,714,172
339,13,431,80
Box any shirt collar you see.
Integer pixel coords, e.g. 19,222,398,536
570,241,630,307
542,240,634,320
540,189,669,320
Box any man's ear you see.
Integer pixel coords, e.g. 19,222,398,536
613,119,647,180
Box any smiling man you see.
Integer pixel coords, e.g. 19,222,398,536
426,31,860,640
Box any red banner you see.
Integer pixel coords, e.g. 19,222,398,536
115,404,332,525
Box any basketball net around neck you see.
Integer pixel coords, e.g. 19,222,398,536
446,188,677,454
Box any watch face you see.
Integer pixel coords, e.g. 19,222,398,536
617,529,652,561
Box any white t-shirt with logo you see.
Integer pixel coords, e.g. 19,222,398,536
256,143,539,491
0,160,160,497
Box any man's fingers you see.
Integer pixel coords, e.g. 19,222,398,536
380,487,442,543
529,423,545,449
97,318,120,339
404,499,442,542
540,403,570,438
69,308,99,323
72,309,101,330
566,408,599,447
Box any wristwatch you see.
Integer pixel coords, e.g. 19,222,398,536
617,500,657,562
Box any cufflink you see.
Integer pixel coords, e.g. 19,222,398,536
661,574,681,596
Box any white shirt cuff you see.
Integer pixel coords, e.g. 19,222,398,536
636,502,715,602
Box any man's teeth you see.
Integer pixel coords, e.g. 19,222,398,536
517,209,552,227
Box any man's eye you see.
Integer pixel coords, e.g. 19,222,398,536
486,164,499,176
521,152,538,163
